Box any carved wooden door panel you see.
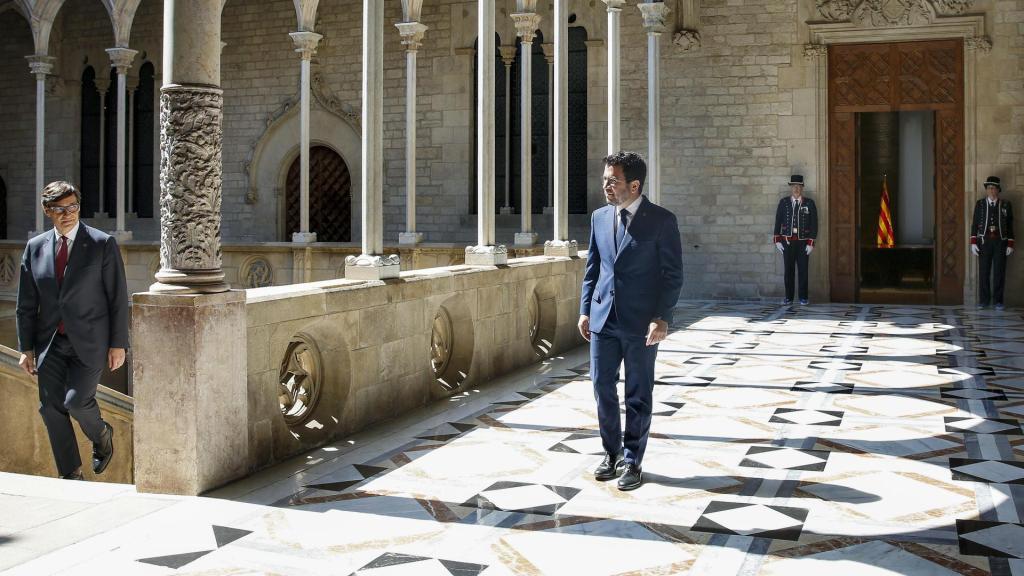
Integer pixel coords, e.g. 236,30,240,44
286,146,352,242
828,40,964,304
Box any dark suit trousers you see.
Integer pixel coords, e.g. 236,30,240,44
978,239,1008,306
590,309,659,466
783,240,810,301
37,334,106,476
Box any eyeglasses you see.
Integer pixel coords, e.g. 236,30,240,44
46,203,81,215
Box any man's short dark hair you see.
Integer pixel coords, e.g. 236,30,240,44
41,181,81,207
603,151,647,195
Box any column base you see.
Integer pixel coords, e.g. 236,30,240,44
499,207,514,215
291,231,318,244
514,232,539,247
544,239,580,258
465,245,508,266
110,230,134,242
150,268,230,294
542,206,555,214
398,232,423,245
344,254,401,280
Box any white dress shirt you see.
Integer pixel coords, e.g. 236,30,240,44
54,222,80,257
614,195,644,235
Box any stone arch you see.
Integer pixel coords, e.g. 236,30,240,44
247,103,362,243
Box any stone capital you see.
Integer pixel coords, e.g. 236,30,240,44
106,47,138,74
25,54,55,77
395,21,428,51
540,42,555,62
966,35,992,53
802,43,828,61
499,44,517,66
289,31,323,60
603,0,627,11
638,2,671,35
511,12,542,43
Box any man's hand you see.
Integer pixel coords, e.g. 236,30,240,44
646,319,668,347
805,244,814,256
18,352,37,376
578,315,591,342
108,348,126,372
1008,246,1015,256
971,244,980,256
775,242,784,254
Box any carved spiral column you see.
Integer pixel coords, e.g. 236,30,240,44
151,0,228,293
26,55,54,235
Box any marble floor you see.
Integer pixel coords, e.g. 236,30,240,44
2,302,1024,575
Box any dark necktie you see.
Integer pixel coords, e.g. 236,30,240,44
55,235,68,334
616,209,629,250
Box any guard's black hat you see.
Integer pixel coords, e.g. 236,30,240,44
983,176,1001,190
789,175,804,186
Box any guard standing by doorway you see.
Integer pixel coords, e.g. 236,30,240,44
971,176,1015,310
773,175,818,305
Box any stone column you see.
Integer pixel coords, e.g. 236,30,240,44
289,31,323,244
512,8,541,247
544,0,577,257
499,44,516,215
603,0,625,154
26,55,54,236
134,0,245,498
396,20,427,245
97,85,108,217
107,47,138,241
541,42,554,214
466,0,507,266
639,2,669,204
346,0,400,278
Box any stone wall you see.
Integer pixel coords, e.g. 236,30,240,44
1,0,1022,304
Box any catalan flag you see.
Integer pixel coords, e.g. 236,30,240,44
876,175,895,248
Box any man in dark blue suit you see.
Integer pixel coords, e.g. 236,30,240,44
17,181,129,480
579,151,683,490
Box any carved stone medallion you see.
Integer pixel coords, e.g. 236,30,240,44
278,333,323,427
431,307,454,386
241,256,273,288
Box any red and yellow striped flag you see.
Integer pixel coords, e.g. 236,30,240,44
876,175,895,248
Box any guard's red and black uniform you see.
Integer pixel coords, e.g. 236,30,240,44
773,196,818,302
971,198,1015,307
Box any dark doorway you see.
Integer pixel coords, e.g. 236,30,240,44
285,146,352,242
132,62,156,218
0,174,6,239
80,66,100,217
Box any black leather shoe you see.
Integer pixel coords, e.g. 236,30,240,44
617,463,643,491
594,452,625,481
92,422,114,475
60,470,84,480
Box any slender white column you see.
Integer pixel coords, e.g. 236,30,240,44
544,0,576,257
346,0,400,278
396,20,427,245
640,2,669,204
604,0,625,154
499,45,516,215
107,47,138,241
26,55,54,236
541,42,554,214
512,8,541,247
466,0,507,265
289,31,323,244
97,86,108,217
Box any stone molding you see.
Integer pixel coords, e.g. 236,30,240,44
289,31,323,60
803,43,829,61
638,2,671,35
395,21,428,51
153,84,227,293
672,30,702,53
815,0,973,26
602,0,627,11
511,12,542,43
25,54,55,76
106,47,138,74
0,254,14,286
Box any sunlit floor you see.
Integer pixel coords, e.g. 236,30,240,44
2,302,1023,575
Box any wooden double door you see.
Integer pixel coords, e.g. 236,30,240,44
828,40,964,304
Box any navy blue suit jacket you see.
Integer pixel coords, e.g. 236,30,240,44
17,223,130,370
580,196,684,336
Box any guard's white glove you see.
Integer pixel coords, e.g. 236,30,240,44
1008,246,1015,256
775,242,784,254
805,244,814,256
971,244,979,256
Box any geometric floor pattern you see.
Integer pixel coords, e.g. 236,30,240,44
3,302,1024,575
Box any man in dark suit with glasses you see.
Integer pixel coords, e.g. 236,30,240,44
17,181,129,480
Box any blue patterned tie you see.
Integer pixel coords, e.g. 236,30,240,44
616,209,629,250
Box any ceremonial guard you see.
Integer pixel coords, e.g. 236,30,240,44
971,176,1015,310
773,175,818,305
